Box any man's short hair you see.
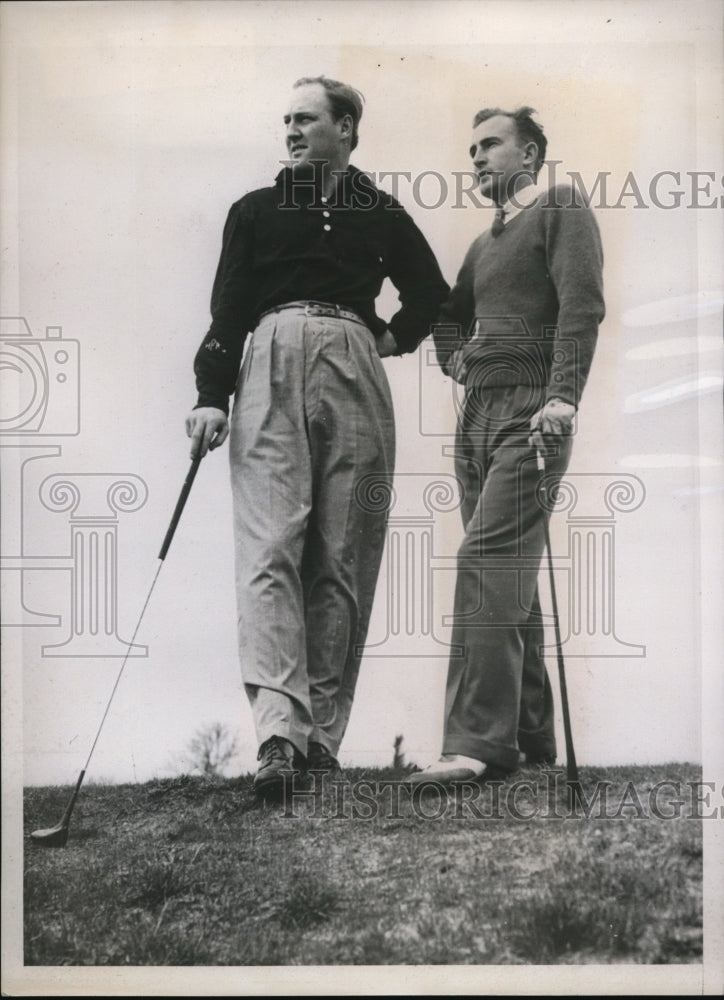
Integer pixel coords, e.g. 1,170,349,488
473,106,547,173
294,75,365,151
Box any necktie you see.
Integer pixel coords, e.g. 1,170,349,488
491,206,506,237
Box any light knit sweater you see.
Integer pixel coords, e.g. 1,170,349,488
434,184,605,407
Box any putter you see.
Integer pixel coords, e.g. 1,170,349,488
30,452,203,847
537,449,583,810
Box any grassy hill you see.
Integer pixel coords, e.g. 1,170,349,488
23,763,703,966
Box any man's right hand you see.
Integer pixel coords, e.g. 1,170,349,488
185,407,229,459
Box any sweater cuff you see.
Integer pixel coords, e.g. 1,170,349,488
545,388,580,409
545,392,578,408
194,395,230,416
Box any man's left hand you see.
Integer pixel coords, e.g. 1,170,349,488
529,398,576,453
375,329,398,358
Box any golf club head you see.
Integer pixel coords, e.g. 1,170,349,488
30,824,69,848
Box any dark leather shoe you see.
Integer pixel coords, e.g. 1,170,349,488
306,741,343,779
253,736,303,798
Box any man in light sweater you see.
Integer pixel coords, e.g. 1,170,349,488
408,106,605,785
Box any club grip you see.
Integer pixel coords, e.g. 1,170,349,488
158,453,203,560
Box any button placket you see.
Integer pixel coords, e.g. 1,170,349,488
320,196,331,232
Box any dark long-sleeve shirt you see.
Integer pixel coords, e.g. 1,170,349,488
433,183,605,408
194,164,450,412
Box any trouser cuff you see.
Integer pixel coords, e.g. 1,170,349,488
256,726,308,760
518,738,557,758
310,728,340,756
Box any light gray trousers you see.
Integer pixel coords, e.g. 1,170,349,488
228,306,395,757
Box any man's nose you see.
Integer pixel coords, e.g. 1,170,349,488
286,120,301,139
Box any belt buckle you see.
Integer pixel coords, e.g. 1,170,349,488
305,301,339,318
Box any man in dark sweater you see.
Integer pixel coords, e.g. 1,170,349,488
409,106,605,785
186,76,448,797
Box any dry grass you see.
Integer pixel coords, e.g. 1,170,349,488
23,763,703,966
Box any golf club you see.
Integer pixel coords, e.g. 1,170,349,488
537,449,583,811
30,452,203,847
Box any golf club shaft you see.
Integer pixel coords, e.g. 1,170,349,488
49,455,203,827
81,559,164,773
541,507,579,782
159,452,202,560
537,451,580,795
58,768,86,827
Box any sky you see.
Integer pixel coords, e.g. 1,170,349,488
1,0,722,793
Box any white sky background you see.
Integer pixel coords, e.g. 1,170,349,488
1,0,722,792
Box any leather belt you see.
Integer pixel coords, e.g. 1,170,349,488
258,300,366,326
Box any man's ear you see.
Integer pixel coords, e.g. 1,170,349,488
523,140,538,169
339,113,353,141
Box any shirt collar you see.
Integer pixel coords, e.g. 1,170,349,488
275,163,360,206
500,180,542,222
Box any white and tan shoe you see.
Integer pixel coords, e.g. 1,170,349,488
406,754,487,786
